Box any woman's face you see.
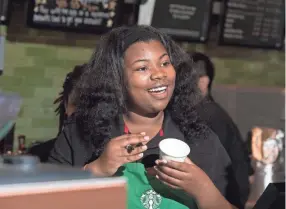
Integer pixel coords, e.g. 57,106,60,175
65,97,76,117
198,75,210,97
124,40,176,115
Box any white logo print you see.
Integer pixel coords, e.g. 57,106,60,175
140,189,162,209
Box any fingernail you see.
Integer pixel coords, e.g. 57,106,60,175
144,136,150,140
155,175,159,179
142,145,147,150
140,132,146,135
154,166,158,171
162,159,168,164
138,153,143,157
155,160,159,164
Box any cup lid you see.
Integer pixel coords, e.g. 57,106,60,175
159,138,190,158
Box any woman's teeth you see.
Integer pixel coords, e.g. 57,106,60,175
148,86,167,93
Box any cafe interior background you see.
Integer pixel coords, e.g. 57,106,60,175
0,0,285,208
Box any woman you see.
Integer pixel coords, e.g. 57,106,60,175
191,52,253,208
49,26,239,209
54,63,86,134
191,52,215,99
28,64,86,162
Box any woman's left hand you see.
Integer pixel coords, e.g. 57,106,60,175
151,158,213,198
148,158,237,209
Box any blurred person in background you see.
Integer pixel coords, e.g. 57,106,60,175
191,52,253,208
53,64,86,134
27,64,86,162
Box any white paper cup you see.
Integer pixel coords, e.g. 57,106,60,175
159,138,190,162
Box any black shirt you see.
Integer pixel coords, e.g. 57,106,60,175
48,113,242,208
27,139,55,162
195,96,251,208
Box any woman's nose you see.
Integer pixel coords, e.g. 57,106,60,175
150,67,166,80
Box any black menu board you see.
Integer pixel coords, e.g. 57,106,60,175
138,0,212,42
27,0,121,33
0,0,12,25
219,0,285,49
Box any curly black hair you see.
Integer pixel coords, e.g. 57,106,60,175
54,64,86,135
74,25,208,158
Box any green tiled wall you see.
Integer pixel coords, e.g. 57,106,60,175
0,42,93,143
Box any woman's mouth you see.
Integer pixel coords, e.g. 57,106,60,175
148,86,167,94
147,86,168,99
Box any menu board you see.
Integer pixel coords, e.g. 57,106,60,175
27,0,121,33
138,0,212,42
219,0,285,49
0,0,11,25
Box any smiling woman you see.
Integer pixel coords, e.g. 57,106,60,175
48,26,240,209
123,40,176,134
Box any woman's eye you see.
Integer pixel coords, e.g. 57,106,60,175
161,61,170,67
137,67,147,72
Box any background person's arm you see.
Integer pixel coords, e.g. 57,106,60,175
206,113,251,207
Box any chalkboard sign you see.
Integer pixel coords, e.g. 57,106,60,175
27,0,122,33
138,0,212,42
0,0,11,26
218,0,285,49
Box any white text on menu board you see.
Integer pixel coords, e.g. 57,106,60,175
169,4,196,20
33,5,111,26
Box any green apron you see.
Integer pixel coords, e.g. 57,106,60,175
117,163,198,209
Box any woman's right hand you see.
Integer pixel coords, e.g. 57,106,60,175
85,133,150,177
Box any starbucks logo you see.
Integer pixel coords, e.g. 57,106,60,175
140,189,162,209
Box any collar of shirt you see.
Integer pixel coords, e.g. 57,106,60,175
111,112,185,143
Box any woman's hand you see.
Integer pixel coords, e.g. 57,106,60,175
151,158,237,209
152,158,210,197
86,133,150,177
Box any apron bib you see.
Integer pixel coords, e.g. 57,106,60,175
118,163,198,209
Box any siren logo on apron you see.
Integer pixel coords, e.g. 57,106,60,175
140,189,162,209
